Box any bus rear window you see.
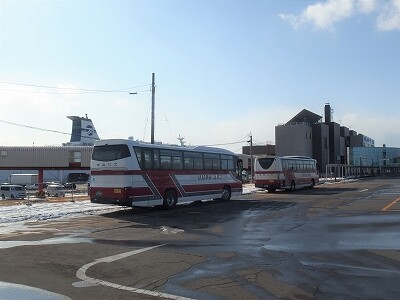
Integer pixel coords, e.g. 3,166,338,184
92,145,131,161
258,158,275,170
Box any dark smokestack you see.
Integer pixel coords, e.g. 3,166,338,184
325,103,332,123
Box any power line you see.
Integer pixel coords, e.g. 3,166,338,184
201,140,248,147
0,81,151,94
0,119,98,140
0,88,115,95
0,119,70,136
233,147,243,153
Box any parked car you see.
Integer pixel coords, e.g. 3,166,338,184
63,182,76,190
0,184,26,199
26,183,39,190
46,184,66,197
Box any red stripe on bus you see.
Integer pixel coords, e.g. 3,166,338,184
254,171,281,175
91,169,236,176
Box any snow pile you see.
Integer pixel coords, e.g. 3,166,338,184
0,201,126,234
242,183,263,194
0,184,260,234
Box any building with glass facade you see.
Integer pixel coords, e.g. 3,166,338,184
349,146,400,167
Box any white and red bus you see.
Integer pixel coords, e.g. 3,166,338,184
90,139,243,208
254,156,319,192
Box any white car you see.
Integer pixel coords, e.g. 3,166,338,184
46,184,66,197
0,184,26,199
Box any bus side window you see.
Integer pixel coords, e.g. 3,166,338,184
221,155,233,170
173,154,183,169
228,160,234,170
194,155,203,170
160,155,171,169
204,153,220,170
153,149,160,169
144,149,152,169
184,152,194,169
134,147,143,168
184,157,194,169
212,157,220,169
204,158,212,169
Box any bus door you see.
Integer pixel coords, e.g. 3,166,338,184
141,148,155,206
133,147,152,206
236,158,243,181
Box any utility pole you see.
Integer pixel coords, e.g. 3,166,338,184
151,73,156,144
248,133,253,183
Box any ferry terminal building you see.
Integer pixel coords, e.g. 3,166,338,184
243,103,400,178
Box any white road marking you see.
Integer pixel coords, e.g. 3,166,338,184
359,189,369,192
74,244,195,300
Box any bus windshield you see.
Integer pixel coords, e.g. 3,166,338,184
92,144,131,161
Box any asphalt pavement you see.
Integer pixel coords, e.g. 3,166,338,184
1,178,400,299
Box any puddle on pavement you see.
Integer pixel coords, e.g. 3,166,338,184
0,281,72,300
262,214,400,252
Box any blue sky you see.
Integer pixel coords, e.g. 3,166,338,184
0,0,399,152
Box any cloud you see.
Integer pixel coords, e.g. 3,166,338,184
376,0,400,31
279,0,355,30
356,0,377,13
279,0,400,32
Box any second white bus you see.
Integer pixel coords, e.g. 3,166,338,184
254,156,319,192
90,139,243,209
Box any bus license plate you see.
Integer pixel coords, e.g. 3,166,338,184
114,188,122,194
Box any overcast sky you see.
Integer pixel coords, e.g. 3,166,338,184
0,0,399,152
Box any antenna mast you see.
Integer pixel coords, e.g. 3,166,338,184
177,135,185,146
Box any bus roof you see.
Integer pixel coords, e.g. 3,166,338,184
282,156,313,160
94,139,236,156
255,155,314,160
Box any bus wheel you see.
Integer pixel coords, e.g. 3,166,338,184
163,190,177,209
1,194,5,200
290,181,296,191
267,188,276,193
221,186,231,201
310,179,315,188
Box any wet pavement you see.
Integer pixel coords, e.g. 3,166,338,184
0,178,400,299
0,281,72,300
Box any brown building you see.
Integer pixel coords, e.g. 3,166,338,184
242,144,275,156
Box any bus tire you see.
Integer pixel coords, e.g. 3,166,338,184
163,189,177,209
267,188,276,193
310,179,315,188
221,186,231,201
1,194,4,200
290,180,296,191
